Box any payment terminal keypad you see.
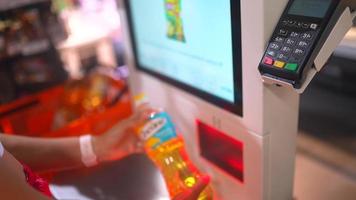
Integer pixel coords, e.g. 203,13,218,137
258,0,342,89
259,19,320,75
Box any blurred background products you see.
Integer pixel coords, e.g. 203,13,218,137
0,0,127,138
0,0,68,104
53,67,128,129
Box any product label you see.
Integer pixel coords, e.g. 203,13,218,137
141,118,167,140
139,112,178,149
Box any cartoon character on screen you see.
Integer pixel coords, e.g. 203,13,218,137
164,0,186,42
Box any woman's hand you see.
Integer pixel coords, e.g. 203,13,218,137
173,176,211,200
0,105,156,172
92,104,154,162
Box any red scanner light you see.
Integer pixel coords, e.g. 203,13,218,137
197,120,244,182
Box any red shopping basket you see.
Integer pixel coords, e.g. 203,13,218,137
0,85,132,138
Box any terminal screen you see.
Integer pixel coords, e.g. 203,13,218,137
288,0,332,18
128,0,237,104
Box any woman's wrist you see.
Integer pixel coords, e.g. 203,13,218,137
79,135,98,167
90,115,145,164
91,135,108,163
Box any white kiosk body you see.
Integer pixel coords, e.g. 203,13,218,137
119,0,299,200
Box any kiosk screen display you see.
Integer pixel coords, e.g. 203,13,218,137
126,0,242,115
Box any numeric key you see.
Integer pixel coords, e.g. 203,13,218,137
301,32,313,40
297,41,309,48
293,48,305,57
285,38,296,46
278,29,288,36
269,43,281,50
290,32,300,38
277,53,289,61
274,36,285,43
281,46,292,54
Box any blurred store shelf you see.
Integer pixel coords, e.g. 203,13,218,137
0,0,49,11
56,8,120,78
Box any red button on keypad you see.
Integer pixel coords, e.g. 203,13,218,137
263,57,274,65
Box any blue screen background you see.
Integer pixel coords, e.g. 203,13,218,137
129,0,235,103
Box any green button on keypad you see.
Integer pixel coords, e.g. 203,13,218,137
285,63,298,71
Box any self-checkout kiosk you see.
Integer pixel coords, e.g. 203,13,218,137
118,0,356,200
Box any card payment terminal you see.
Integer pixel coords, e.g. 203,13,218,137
259,0,356,93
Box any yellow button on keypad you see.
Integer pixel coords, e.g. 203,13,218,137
274,60,285,68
